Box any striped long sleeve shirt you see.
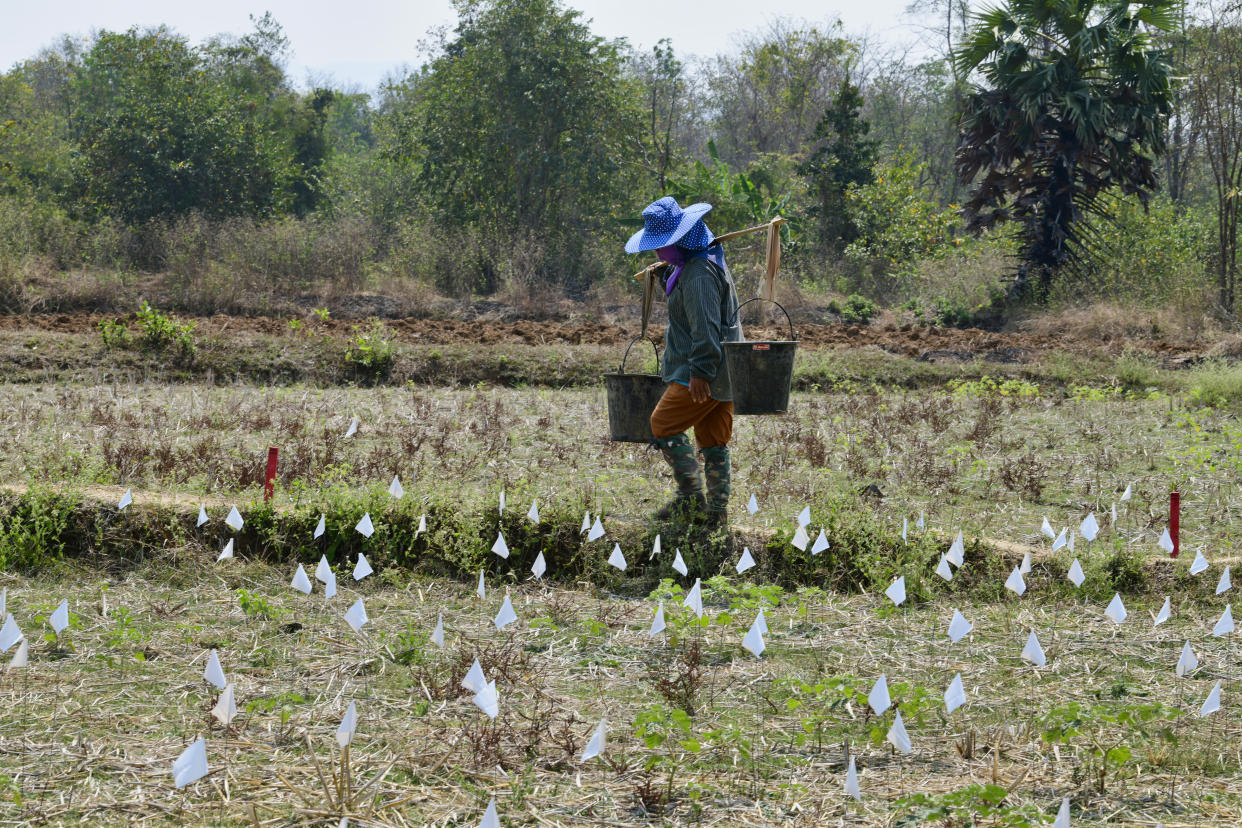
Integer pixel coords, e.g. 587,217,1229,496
663,253,742,402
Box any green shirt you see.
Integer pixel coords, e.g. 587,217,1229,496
663,255,742,402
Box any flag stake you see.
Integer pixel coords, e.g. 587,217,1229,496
264,447,279,503
1170,491,1180,558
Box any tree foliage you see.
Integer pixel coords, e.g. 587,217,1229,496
954,0,1177,297
403,0,640,248
801,77,880,254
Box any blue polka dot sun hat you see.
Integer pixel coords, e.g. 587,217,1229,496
625,197,714,254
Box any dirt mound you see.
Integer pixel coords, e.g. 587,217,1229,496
0,311,1207,361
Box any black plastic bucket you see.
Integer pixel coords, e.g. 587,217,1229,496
603,337,666,442
724,298,798,415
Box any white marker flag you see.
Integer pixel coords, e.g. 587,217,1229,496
118,489,133,510
1067,559,1085,588
0,615,21,652
587,516,605,541
581,718,607,762
916,511,925,529
492,532,510,559
1120,483,1132,501
527,500,540,524
172,738,208,789
747,494,759,515
1019,551,1032,575
947,532,965,567
945,673,966,714
1052,797,1071,828
683,578,703,618
225,506,243,532
902,517,908,543
531,552,546,579
416,514,427,536
608,544,627,571
1176,641,1198,677
1217,566,1232,594
948,609,972,643
291,564,312,595
1200,681,1222,718
462,659,486,693
344,416,358,438
336,701,358,747
473,680,499,719
1041,517,1055,539
649,602,666,637
1213,604,1234,637
477,571,486,599
791,525,810,551
10,639,27,669
1158,529,1175,555
388,475,404,499
494,596,517,630
354,553,373,580
1080,513,1099,542
1052,528,1067,552
478,798,500,828
672,550,688,576
736,548,756,574
1105,593,1127,624
1004,566,1026,596
797,506,811,527
1154,596,1171,627
885,576,906,607
344,599,368,632
316,555,332,583
811,530,830,555
845,755,861,801
51,599,69,634
314,514,325,539
431,613,445,648
212,683,237,726
325,570,337,600
935,556,953,581
203,649,226,690
886,710,912,755
580,511,591,534
499,491,505,514
355,512,374,538
1021,630,1046,668
217,538,234,561
868,674,891,716
197,505,209,527
651,534,662,560
742,612,765,658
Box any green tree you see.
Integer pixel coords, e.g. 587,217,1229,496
706,20,854,166
953,0,1178,298
69,27,291,223
400,0,640,287
801,77,879,254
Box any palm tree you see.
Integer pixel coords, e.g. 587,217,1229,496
953,0,1177,298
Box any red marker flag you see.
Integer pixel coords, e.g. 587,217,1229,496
264,447,279,503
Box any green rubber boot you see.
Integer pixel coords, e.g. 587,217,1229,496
701,445,731,528
654,433,706,520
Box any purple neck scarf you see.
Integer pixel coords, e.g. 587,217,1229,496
662,245,726,296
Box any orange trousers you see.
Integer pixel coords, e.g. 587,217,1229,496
649,383,733,448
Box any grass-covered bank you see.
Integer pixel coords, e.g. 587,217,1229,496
0,484,1226,609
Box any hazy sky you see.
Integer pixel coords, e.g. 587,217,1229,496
2,0,938,92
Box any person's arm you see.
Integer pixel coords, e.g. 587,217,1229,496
681,263,724,402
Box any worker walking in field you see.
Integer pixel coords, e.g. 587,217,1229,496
626,197,741,529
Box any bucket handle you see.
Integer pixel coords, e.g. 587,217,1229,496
619,335,661,375
731,297,798,341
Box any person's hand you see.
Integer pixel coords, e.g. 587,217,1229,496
688,376,711,404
